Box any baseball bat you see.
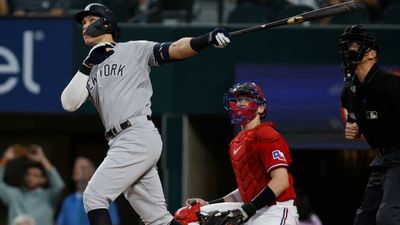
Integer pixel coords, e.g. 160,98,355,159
229,0,357,37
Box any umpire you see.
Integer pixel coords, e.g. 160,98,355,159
339,25,400,225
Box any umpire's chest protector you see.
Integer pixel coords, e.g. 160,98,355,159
229,122,278,203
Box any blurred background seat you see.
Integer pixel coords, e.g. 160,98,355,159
67,0,127,22
159,0,194,23
380,3,400,24
275,4,314,20
227,3,274,24
330,3,370,24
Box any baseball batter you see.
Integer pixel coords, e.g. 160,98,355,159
60,3,231,225
175,82,299,225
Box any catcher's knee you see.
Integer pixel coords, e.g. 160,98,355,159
83,186,110,212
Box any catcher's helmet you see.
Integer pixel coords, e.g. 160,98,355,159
75,3,118,38
223,82,267,125
338,25,378,81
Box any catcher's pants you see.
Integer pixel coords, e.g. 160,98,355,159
198,201,299,225
249,200,298,225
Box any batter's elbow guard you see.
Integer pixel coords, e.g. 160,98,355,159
153,42,177,65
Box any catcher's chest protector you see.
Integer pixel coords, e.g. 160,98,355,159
229,125,270,203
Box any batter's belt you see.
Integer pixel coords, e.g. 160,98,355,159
105,115,151,141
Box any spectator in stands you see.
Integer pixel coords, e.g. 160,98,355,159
322,0,398,23
12,0,67,17
316,0,362,25
0,144,65,225
233,0,261,4
12,215,36,225
227,0,292,22
358,0,398,22
56,157,119,225
287,0,319,9
230,0,291,8
0,0,10,15
128,0,161,23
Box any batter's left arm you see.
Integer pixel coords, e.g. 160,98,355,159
61,71,89,112
154,28,231,65
168,37,198,60
172,28,231,59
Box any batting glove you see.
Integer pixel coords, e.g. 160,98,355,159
83,42,115,68
210,28,231,48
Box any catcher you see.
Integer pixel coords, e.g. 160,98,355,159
175,82,299,225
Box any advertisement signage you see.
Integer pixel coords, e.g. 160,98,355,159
0,18,74,112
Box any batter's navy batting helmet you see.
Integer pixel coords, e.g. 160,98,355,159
223,82,267,125
338,25,379,80
75,3,118,38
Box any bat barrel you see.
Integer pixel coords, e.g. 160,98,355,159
229,0,356,37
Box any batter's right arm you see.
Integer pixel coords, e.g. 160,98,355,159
61,72,89,112
61,42,115,111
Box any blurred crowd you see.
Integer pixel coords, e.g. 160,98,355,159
0,0,399,24
0,144,119,225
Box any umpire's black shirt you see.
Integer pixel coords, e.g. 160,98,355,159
341,63,400,166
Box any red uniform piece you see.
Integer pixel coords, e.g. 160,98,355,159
179,82,299,225
174,201,201,225
229,122,296,203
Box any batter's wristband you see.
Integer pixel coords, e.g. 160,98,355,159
79,64,92,75
190,33,211,52
209,198,224,204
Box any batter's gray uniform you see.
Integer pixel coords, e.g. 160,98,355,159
83,40,172,225
63,4,231,225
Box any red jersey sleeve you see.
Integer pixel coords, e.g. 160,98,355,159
257,136,292,174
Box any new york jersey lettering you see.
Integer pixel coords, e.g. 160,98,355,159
98,64,126,77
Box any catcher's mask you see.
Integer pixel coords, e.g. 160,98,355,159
338,25,378,81
223,82,267,125
75,3,118,38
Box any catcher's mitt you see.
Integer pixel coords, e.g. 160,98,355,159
197,209,246,225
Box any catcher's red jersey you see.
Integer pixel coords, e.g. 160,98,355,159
229,122,296,203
